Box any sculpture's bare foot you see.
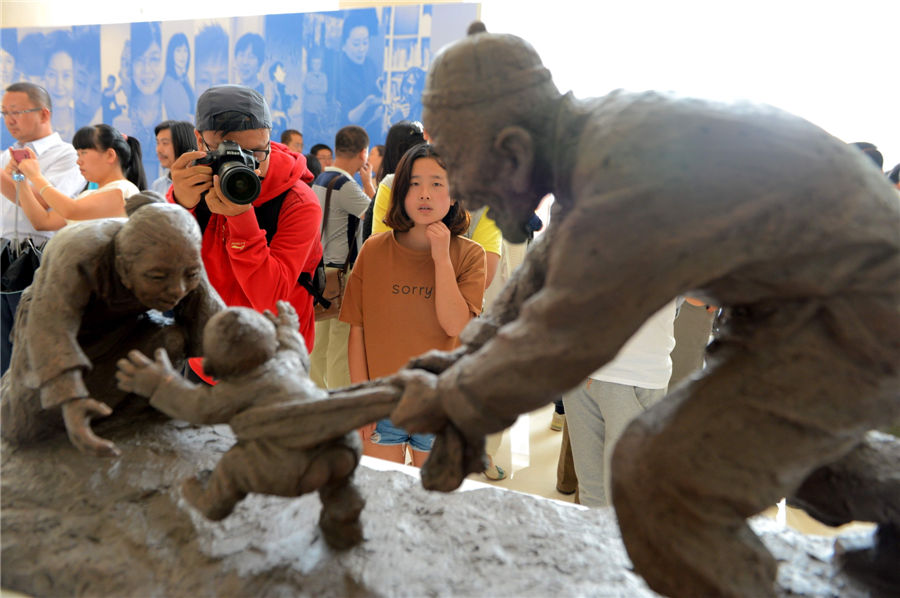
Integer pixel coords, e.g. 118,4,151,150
837,524,900,597
181,470,240,521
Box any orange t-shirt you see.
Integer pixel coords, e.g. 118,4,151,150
339,230,486,379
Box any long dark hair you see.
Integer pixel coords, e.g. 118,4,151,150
165,33,190,78
73,124,147,189
155,120,198,159
385,143,469,235
378,120,425,182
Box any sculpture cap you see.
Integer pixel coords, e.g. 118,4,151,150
423,26,553,109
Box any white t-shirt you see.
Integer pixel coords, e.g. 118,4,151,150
1,132,85,242
66,179,140,225
590,300,678,389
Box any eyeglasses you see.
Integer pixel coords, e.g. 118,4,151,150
0,108,42,118
201,138,271,163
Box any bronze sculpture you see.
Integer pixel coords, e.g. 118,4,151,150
389,24,900,597
116,302,397,549
0,192,223,456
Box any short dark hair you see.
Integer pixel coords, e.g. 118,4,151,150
888,163,900,185
304,153,322,180
850,142,884,169
385,143,469,235
280,129,302,144
5,81,52,112
334,125,369,158
310,143,332,157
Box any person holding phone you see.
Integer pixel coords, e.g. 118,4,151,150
0,81,84,375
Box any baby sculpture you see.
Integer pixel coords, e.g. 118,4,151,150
116,302,383,549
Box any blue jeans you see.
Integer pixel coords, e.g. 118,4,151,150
370,418,434,452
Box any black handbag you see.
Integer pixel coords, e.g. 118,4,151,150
1,240,42,292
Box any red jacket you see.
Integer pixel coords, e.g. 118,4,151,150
171,141,323,351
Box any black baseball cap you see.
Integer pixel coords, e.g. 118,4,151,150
195,84,272,132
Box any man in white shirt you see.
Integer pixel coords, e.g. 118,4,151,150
309,125,374,389
0,82,85,374
563,301,678,507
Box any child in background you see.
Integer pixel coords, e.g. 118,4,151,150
339,143,486,466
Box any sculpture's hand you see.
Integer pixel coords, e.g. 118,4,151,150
390,369,448,434
115,348,177,398
61,398,120,457
421,424,487,492
272,300,299,330
404,346,468,375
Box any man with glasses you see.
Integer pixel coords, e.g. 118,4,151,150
0,82,84,375
169,85,322,353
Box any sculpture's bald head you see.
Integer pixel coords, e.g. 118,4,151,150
422,25,559,242
115,192,205,312
203,307,278,379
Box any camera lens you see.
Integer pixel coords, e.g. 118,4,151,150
218,162,261,205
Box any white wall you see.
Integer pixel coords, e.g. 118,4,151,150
481,0,900,168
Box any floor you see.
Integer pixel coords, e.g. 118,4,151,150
465,402,575,503
451,403,875,538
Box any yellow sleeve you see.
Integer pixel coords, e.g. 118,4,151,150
471,209,503,256
372,182,393,234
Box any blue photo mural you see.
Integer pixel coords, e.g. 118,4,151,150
0,3,477,181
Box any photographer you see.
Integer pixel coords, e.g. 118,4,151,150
168,85,322,351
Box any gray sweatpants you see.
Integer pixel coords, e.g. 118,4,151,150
563,379,666,507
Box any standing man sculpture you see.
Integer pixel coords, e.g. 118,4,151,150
390,25,900,598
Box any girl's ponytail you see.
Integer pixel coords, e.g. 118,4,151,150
123,136,147,190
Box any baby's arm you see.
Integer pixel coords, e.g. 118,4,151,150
263,300,305,355
116,349,242,424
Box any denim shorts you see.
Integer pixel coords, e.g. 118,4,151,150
370,418,435,452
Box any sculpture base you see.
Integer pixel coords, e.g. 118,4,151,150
0,415,876,597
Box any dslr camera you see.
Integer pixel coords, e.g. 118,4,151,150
194,140,261,205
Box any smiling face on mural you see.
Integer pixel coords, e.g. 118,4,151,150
133,40,164,96
173,43,189,75
234,44,260,85
45,51,74,104
343,26,370,65
195,57,228,97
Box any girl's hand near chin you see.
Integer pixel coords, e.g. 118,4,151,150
425,221,451,262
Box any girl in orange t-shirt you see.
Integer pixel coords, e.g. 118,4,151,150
339,143,486,466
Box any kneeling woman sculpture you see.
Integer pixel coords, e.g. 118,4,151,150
0,193,223,456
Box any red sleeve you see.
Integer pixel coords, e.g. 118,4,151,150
224,185,323,313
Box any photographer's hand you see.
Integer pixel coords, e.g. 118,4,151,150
205,175,253,217
170,150,213,209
